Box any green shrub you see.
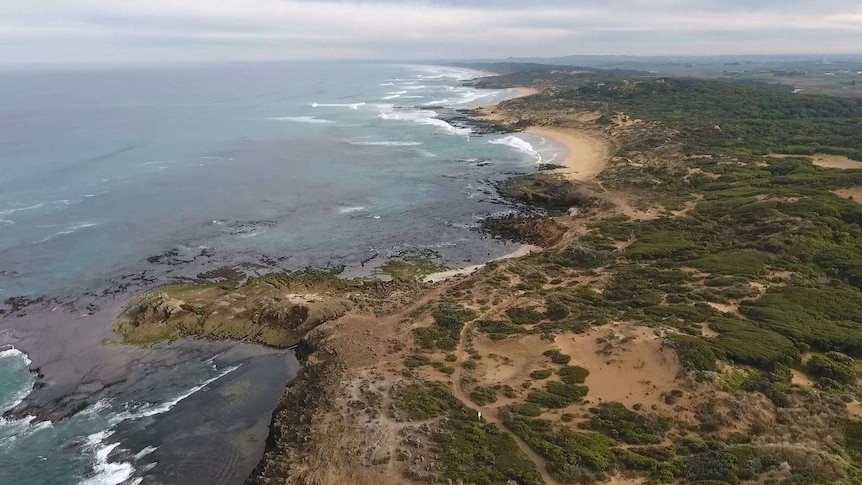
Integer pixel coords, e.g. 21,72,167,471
469,386,499,406
626,230,697,260
530,369,553,380
807,351,857,386
509,403,543,417
501,412,617,483
845,420,862,458
671,335,718,371
742,285,862,356
390,382,457,421
543,349,572,365
433,419,546,485
413,300,476,351
692,250,773,276
506,306,545,325
545,298,570,321
547,382,589,401
476,319,529,339
405,354,431,369
558,365,590,384
526,391,572,409
681,450,739,483
708,318,801,368
583,402,666,445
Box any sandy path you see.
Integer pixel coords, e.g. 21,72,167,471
527,126,611,182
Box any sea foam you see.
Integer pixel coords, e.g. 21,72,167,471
490,135,543,163
346,140,423,147
338,206,366,214
377,107,471,136
311,102,365,110
267,116,334,124
78,364,240,485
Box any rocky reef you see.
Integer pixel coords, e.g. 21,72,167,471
113,270,356,348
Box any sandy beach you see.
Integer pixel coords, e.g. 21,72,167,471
476,85,611,182
526,125,611,181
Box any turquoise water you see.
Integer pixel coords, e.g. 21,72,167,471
0,63,559,484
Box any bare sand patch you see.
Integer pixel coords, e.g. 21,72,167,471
527,126,611,182
511,86,540,98
833,187,862,203
707,302,739,316
553,323,685,411
471,333,556,386
790,369,815,389
847,401,862,419
607,476,647,485
771,153,862,169
811,154,862,169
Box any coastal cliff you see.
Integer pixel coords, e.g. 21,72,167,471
118,68,862,484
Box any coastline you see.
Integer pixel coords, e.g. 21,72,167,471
1,67,590,485
475,86,612,183
245,74,616,484
526,126,611,181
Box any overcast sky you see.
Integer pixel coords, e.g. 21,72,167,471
1,0,861,65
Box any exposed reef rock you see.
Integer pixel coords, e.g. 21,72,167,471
114,270,355,348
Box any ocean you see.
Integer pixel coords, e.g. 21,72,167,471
0,62,560,484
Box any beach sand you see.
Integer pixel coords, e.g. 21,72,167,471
423,244,540,283
476,85,611,183
526,126,611,181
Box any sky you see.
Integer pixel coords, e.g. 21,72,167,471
1,0,861,65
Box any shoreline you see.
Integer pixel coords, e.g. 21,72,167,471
474,85,612,183
423,244,541,283
526,125,612,182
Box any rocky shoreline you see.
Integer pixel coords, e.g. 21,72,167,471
0,75,562,484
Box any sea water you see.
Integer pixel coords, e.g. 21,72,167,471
0,63,560,484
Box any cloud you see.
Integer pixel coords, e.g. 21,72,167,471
0,0,860,64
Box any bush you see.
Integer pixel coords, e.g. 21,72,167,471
476,319,528,340
742,285,862,356
708,318,801,368
530,369,553,380
547,382,589,401
433,419,546,485
470,386,499,406
413,300,476,351
807,351,857,386
558,365,590,384
681,450,739,483
509,403,543,417
404,354,431,368
543,349,572,365
390,382,458,421
526,391,572,409
501,412,617,483
671,335,718,372
583,402,666,445
626,230,697,260
506,306,545,325
692,250,773,276
545,298,570,321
